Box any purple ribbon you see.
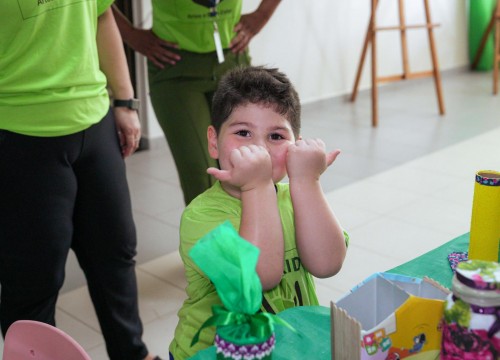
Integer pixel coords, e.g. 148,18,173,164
484,307,500,338
453,295,500,338
456,272,498,291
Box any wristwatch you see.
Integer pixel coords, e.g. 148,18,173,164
113,98,140,111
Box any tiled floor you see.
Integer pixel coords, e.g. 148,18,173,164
1,69,499,359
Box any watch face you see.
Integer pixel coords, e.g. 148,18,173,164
129,99,140,110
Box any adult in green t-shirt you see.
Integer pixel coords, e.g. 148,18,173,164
0,2,158,360
113,0,281,205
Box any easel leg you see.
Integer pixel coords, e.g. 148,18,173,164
351,22,372,102
399,0,410,78
371,0,379,127
493,1,500,94
424,0,445,115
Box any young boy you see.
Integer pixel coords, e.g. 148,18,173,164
169,66,348,359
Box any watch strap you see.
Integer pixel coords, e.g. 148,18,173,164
113,98,140,110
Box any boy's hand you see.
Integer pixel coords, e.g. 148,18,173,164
286,139,340,181
207,145,273,192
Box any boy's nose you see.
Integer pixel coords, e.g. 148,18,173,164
253,139,269,151
252,137,267,148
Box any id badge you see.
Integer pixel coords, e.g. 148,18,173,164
213,22,225,64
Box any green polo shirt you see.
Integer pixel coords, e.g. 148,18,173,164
151,0,242,53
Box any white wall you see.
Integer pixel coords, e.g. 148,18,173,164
133,0,468,143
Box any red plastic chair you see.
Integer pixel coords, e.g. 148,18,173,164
2,320,91,360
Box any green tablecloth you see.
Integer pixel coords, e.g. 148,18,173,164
386,232,469,289
189,305,331,360
189,233,470,359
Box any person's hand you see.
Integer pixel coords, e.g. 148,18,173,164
230,11,268,53
286,139,340,182
127,28,180,69
113,107,141,158
207,145,273,192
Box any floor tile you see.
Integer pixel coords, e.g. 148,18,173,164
56,270,186,332
130,179,184,216
134,211,181,263
328,200,382,232
138,251,187,291
346,217,461,263
367,163,453,196
315,282,347,306
140,312,181,359
325,181,422,215
135,269,187,323
386,195,472,235
315,245,404,295
55,310,104,350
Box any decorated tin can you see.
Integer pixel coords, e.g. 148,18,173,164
441,260,500,359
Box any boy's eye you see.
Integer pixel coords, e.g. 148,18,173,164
270,133,284,140
235,130,250,137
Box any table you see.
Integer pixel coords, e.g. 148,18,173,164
189,305,331,360
386,232,469,289
189,233,470,359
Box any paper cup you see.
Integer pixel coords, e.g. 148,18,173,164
468,170,500,262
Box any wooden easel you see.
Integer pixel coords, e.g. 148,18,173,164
471,0,500,94
351,0,445,127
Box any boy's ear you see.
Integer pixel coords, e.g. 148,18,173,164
207,126,219,159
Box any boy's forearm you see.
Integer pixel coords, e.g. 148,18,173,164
97,8,134,99
291,179,346,278
239,184,284,290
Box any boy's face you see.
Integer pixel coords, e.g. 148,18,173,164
208,103,296,183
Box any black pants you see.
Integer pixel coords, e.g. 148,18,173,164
0,111,148,360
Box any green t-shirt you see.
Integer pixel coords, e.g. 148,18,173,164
169,181,320,359
0,0,112,137
151,0,242,53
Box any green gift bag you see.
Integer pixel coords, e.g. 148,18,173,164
189,222,295,360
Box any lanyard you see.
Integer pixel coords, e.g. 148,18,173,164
209,0,220,17
209,0,224,63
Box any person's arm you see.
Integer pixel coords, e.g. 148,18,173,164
230,0,281,53
287,139,347,278
111,5,180,69
207,145,284,290
97,8,140,158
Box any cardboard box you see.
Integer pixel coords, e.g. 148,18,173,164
331,273,450,360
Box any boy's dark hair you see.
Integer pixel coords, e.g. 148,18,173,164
211,66,301,137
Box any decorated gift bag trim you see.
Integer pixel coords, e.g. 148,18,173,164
191,305,296,347
215,333,275,360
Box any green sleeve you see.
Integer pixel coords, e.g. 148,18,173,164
97,0,114,16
